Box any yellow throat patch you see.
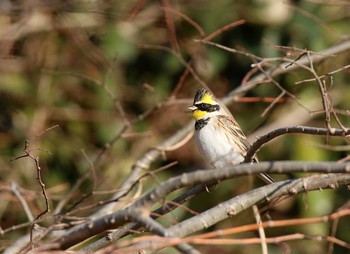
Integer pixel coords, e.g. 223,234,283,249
193,110,207,120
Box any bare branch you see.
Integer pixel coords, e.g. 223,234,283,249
46,161,350,250
128,209,200,254
79,184,211,252
245,126,350,163
11,182,34,222
295,64,350,84
120,173,350,252
252,205,268,254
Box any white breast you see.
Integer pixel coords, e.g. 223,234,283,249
194,118,244,169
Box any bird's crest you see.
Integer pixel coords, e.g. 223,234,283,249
194,88,216,105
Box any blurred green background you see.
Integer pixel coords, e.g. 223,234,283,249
0,0,350,253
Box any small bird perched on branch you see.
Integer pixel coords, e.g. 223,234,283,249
188,88,274,184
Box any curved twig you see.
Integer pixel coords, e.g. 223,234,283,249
245,126,350,162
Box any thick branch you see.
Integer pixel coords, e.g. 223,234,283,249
128,209,200,254
116,173,350,253
79,184,211,252
49,161,350,250
170,173,350,236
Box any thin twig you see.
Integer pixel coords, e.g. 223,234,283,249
203,19,246,41
162,7,205,37
245,126,350,162
306,51,333,133
162,0,180,53
11,139,50,249
295,64,350,84
81,149,97,190
11,182,34,222
252,205,268,254
260,91,286,118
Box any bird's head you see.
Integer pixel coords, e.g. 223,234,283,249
188,88,221,120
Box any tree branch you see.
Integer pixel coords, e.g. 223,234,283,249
47,161,350,250
245,126,350,162
115,173,350,253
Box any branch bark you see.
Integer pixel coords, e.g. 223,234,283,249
102,173,350,253
48,161,350,250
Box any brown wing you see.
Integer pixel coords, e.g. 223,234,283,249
216,115,250,154
217,115,275,184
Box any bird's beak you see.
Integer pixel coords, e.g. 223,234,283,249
188,105,197,112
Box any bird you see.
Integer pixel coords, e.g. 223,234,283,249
188,88,274,184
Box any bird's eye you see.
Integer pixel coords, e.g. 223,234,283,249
197,103,220,112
